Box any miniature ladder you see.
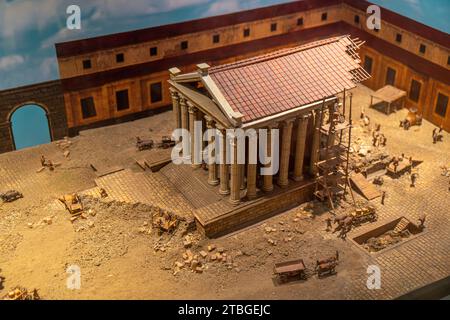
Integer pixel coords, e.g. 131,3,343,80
393,217,410,234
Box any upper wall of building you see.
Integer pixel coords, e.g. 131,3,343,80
56,2,342,79
341,1,449,69
55,0,449,82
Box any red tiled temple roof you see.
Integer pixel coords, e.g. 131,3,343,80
209,36,369,123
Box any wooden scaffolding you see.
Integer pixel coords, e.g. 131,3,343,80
314,90,355,210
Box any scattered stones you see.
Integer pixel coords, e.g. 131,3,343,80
43,217,52,225
264,227,277,233
267,239,277,246
138,227,147,234
63,150,70,158
199,250,208,258
88,209,96,217
190,260,199,270
207,244,216,252
27,223,33,229
87,221,94,228
183,237,193,248
183,250,194,264
217,247,225,253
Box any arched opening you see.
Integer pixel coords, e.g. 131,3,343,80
10,104,51,150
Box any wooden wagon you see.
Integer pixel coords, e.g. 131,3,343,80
273,259,306,283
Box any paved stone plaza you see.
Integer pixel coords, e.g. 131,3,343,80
0,85,448,299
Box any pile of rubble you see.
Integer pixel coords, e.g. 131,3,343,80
27,215,55,229
2,286,40,300
363,230,410,252
173,244,241,275
0,190,23,203
0,269,4,290
56,137,73,158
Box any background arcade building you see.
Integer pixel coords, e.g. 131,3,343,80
0,0,448,153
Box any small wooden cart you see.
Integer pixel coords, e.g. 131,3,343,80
273,259,306,283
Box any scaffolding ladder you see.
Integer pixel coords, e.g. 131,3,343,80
314,90,355,210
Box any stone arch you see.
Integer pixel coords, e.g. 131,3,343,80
0,80,68,153
8,102,53,150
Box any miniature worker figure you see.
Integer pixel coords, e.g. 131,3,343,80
339,226,348,239
433,129,438,144
47,159,54,171
40,155,46,167
378,134,386,147
392,156,399,173
325,217,333,232
408,157,413,174
418,214,426,230
375,123,381,132
381,191,386,205
410,172,418,187
372,134,378,147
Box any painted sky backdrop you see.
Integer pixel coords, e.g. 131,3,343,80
0,0,449,90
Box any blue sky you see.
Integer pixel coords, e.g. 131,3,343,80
0,0,448,90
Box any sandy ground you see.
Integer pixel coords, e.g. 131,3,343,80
0,84,449,300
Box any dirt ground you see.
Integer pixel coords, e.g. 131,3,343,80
0,84,449,300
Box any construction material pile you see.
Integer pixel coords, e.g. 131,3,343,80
363,230,410,252
3,287,40,300
152,210,179,234
0,270,4,290
363,218,412,252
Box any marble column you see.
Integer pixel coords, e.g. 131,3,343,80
218,128,230,195
262,125,276,192
293,114,309,181
180,98,188,131
246,163,257,199
170,89,181,129
205,117,219,186
229,136,241,205
188,105,201,168
180,98,189,160
278,119,294,188
246,130,258,199
239,164,245,190
309,109,322,175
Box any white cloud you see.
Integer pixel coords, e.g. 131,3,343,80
39,56,58,79
204,0,242,16
0,0,62,38
0,0,209,40
0,54,25,70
